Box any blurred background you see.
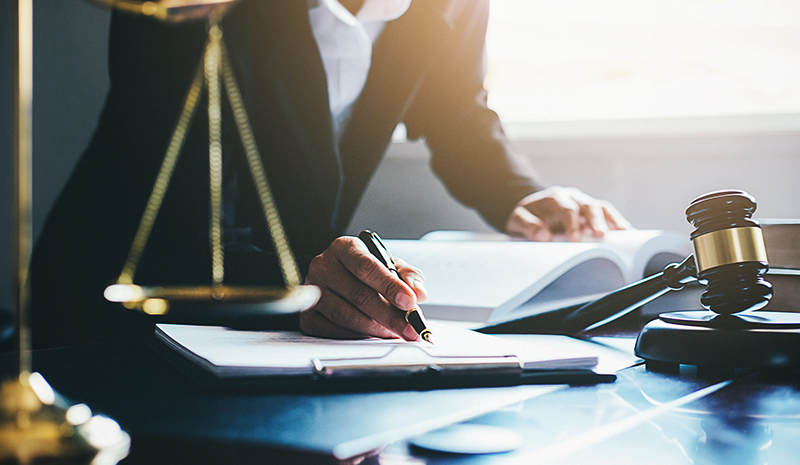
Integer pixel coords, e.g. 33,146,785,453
2,0,799,312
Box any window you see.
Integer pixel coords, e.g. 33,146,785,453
485,0,800,132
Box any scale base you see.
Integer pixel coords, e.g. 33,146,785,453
635,311,800,375
0,373,130,464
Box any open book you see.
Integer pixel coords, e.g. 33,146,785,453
384,230,691,326
760,220,800,313
761,219,800,270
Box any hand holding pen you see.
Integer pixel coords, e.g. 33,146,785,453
358,230,434,344
299,233,429,342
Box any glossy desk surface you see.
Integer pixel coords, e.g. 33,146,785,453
3,332,800,465
377,365,800,465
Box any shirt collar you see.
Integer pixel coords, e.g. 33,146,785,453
357,0,411,22
308,0,411,23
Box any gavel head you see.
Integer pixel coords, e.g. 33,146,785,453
686,189,772,315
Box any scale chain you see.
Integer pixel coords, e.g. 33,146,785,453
117,24,301,290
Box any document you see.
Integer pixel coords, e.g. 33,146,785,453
154,321,599,379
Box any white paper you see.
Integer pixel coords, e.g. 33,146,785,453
385,230,690,324
155,321,598,378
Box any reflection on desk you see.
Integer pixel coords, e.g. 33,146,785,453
3,333,800,465
380,365,800,464
0,339,558,464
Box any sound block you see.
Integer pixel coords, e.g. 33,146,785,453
635,311,800,374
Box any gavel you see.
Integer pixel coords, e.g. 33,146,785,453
560,189,773,335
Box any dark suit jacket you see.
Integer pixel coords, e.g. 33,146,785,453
30,0,542,348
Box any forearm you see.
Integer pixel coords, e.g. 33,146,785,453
401,0,544,230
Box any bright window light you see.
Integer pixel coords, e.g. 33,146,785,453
485,0,800,124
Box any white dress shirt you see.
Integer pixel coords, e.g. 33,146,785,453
308,0,412,140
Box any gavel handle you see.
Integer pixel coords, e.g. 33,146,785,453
560,255,697,335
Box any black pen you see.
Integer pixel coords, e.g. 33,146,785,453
358,230,434,344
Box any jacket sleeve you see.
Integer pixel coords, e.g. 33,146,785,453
402,0,545,231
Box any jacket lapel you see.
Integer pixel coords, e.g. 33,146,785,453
336,0,456,229
224,0,343,231
225,0,459,234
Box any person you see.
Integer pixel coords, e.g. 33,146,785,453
30,0,629,349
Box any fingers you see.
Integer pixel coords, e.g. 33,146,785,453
506,187,582,241
505,206,553,241
506,187,632,241
573,192,609,238
554,192,582,242
395,258,428,303
330,238,417,311
301,237,420,341
300,289,397,340
299,307,380,340
579,202,608,238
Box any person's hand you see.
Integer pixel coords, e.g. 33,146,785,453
300,236,428,340
505,186,632,242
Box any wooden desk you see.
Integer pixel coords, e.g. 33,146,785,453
3,333,799,465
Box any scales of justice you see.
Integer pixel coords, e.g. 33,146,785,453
2,0,319,462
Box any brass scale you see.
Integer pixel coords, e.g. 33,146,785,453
2,1,319,463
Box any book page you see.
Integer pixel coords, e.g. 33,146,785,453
386,230,690,324
385,239,624,322
419,229,690,281
593,230,689,280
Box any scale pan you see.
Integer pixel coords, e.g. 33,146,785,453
105,283,321,324
91,0,238,21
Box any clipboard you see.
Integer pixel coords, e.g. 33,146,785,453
313,345,523,377
152,323,615,393
310,346,614,391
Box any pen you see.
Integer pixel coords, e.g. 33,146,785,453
358,230,434,344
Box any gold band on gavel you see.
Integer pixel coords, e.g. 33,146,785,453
692,227,768,273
